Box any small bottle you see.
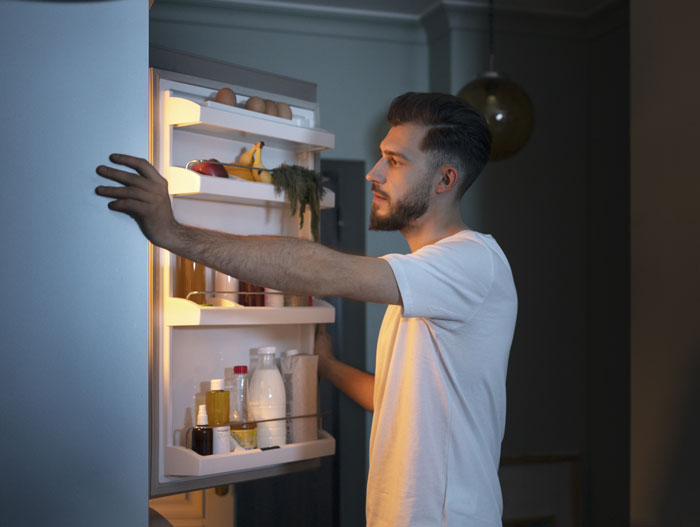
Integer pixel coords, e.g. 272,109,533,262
239,280,265,307
191,404,213,456
249,347,287,448
230,365,257,449
206,378,230,455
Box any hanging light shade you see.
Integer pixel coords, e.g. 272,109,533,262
457,0,534,161
458,72,534,160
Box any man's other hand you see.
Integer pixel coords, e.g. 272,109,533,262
315,324,336,379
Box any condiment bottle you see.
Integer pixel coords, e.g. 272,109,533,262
230,365,257,449
206,378,230,455
191,404,213,456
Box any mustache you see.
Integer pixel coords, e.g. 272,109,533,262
371,184,389,200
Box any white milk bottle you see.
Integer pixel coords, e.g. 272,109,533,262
249,347,286,448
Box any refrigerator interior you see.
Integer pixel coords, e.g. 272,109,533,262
149,67,336,496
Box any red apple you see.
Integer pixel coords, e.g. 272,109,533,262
191,158,228,178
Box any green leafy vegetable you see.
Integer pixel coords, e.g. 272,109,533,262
271,164,326,241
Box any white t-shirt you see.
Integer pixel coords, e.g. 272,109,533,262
367,230,517,526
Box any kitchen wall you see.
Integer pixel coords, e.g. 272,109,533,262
585,3,630,525
0,1,149,526
150,1,629,524
630,1,700,525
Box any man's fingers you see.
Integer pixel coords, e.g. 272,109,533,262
96,164,152,189
96,184,152,202
107,198,149,217
109,153,163,182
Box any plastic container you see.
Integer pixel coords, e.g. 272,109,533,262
281,350,318,443
249,347,286,448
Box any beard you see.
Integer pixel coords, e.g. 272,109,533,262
369,177,432,231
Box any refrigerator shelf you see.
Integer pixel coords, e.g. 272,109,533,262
164,297,335,326
165,430,335,477
165,94,335,151
165,166,335,209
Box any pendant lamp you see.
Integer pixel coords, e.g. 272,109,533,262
457,0,534,161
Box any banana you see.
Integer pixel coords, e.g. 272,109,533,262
226,143,257,181
252,141,273,184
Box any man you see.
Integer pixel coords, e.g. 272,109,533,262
95,92,517,526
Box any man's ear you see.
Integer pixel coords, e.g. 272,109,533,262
436,166,459,194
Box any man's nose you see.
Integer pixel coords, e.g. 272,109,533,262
366,158,385,184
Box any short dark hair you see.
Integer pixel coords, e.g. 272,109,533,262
387,92,491,199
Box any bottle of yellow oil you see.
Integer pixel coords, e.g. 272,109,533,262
230,365,257,449
206,378,230,454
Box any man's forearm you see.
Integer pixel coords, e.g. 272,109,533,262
320,358,374,412
167,223,348,297
165,223,400,304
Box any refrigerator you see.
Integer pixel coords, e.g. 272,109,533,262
148,47,336,498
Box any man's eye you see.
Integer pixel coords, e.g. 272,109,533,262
388,158,399,166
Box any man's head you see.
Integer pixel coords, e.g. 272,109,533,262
387,92,492,199
368,92,492,231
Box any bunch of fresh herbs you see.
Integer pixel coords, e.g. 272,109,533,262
271,164,326,242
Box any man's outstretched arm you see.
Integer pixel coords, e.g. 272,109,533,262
95,154,401,305
315,325,374,412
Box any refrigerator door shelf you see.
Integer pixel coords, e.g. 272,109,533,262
165,430,335,477
204,99,314,129
166,166,335,209
164,297,335,326
166,94,334,151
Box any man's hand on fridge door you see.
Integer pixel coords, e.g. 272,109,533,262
95,154,180,249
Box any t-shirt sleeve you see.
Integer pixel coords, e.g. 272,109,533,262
381,237,494,322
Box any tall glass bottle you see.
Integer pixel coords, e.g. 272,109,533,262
230,365,257,449
249,347,286,448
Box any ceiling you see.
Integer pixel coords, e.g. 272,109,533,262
253,0,612,18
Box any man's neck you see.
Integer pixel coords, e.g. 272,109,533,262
401,211,468,252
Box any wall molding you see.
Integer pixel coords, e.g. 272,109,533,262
422,0,627,43
435,0,623,20
153,0,627,46
423,3,588,43
152,0,427,45
155,0,626,25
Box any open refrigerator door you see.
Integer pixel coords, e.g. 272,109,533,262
149,65,336,497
